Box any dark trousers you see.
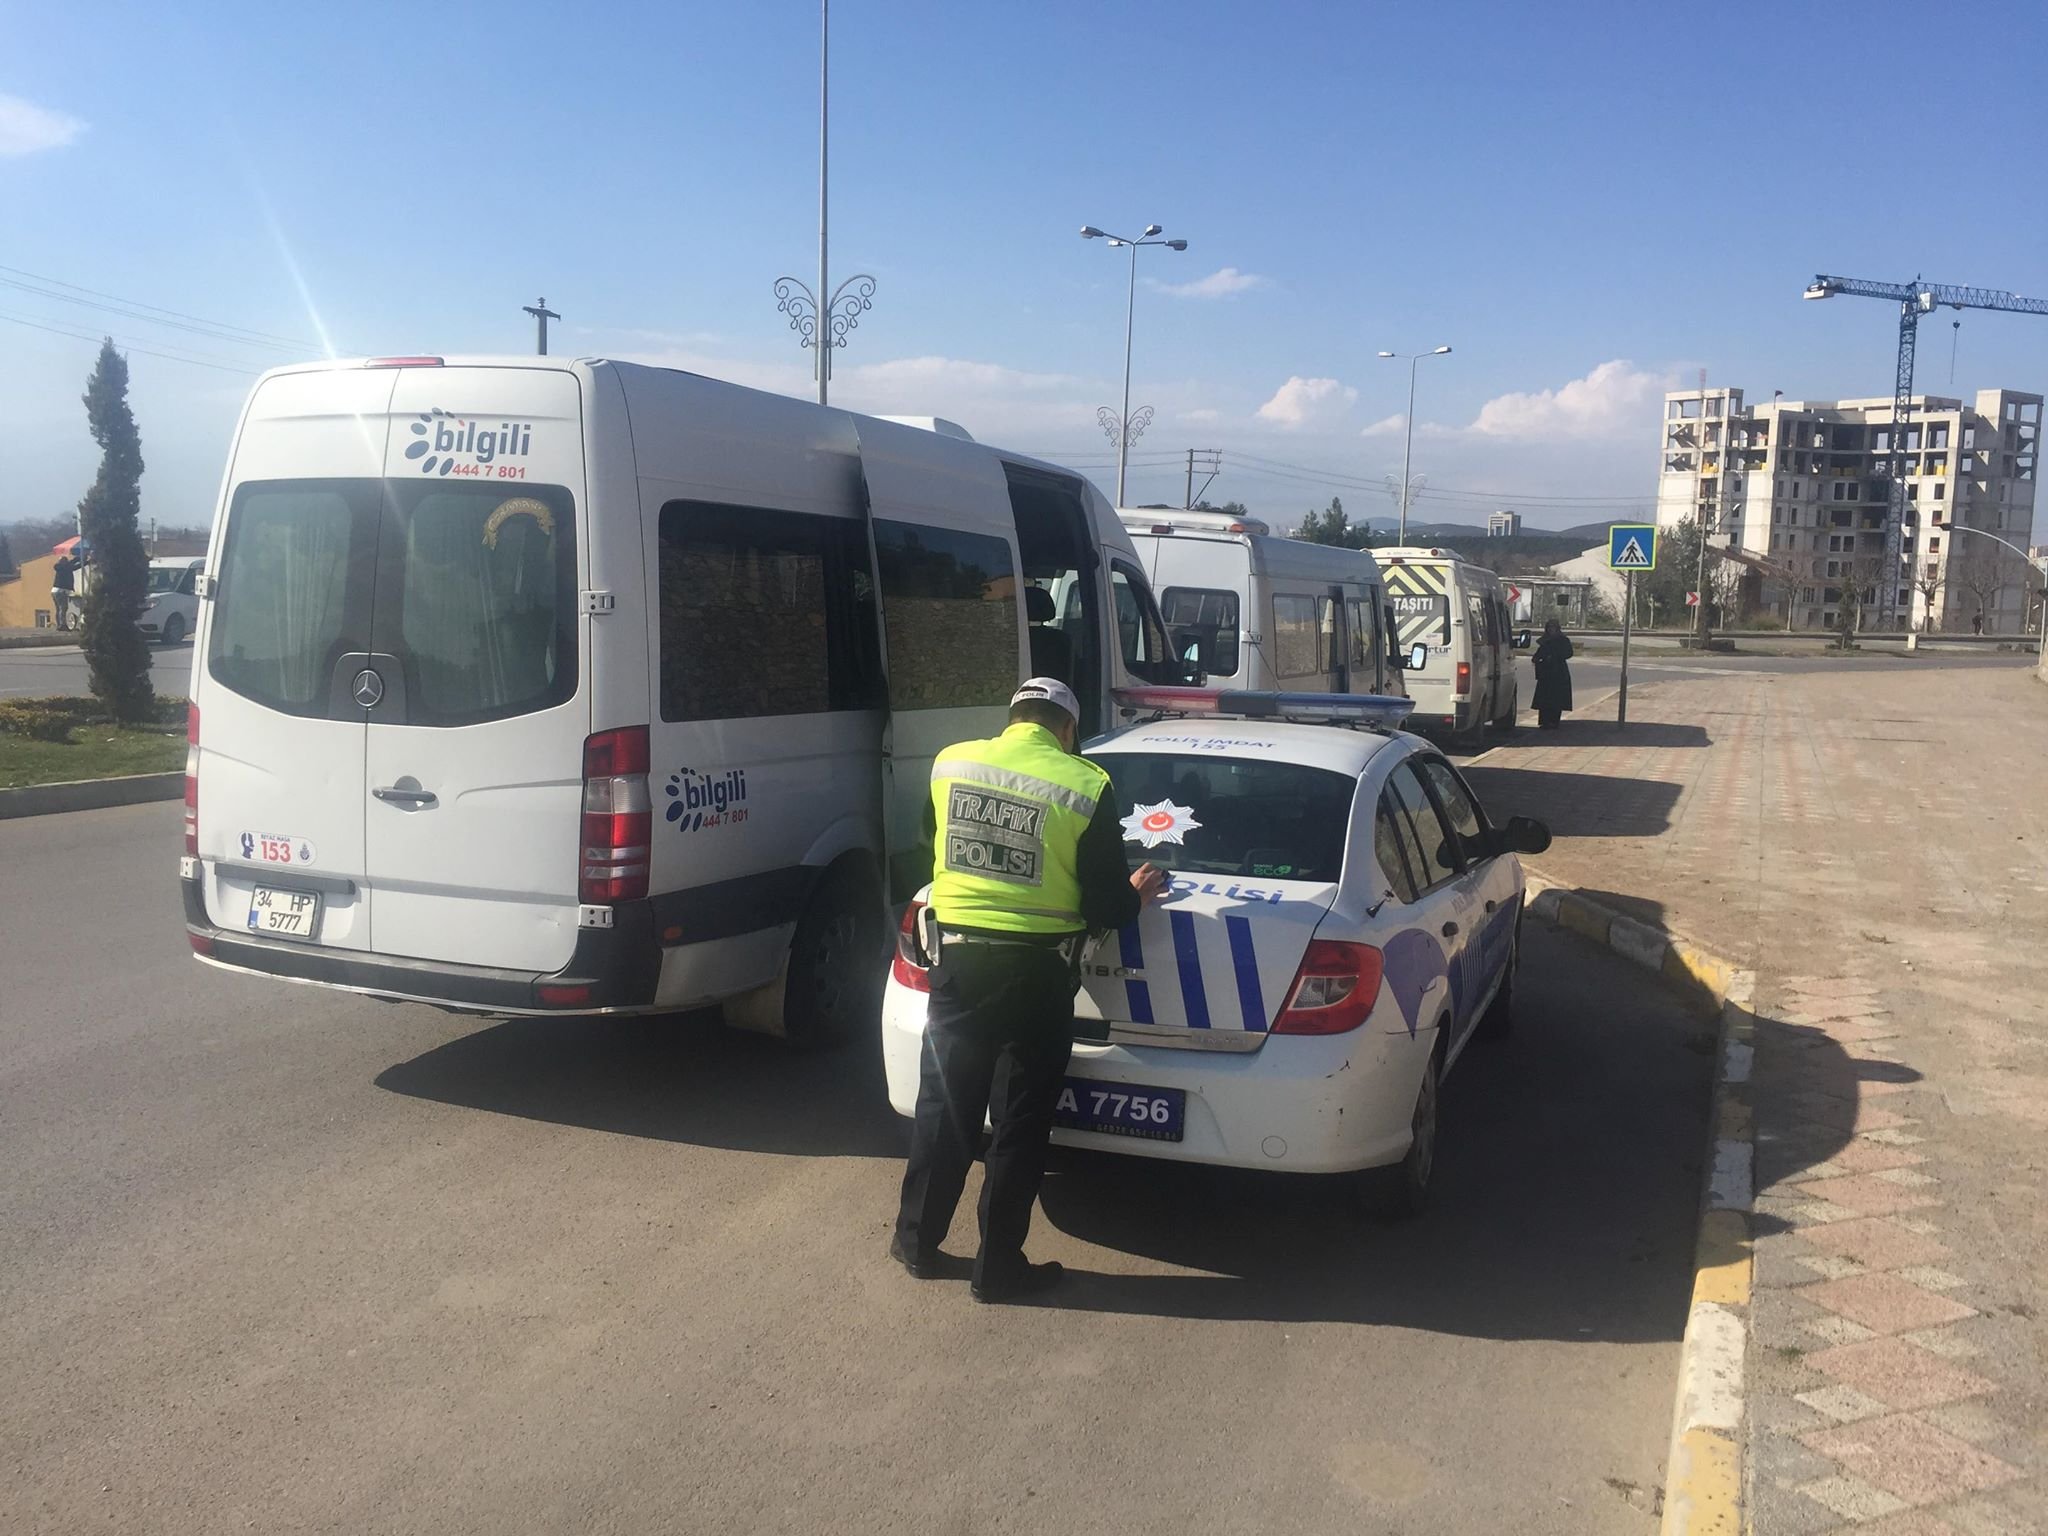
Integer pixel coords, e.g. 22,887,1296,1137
894,942,1075,1287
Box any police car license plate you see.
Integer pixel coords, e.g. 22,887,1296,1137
1054,1080,1185,1142
247,884,320,940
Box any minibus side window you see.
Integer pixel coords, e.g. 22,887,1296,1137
1159,587,1240,677
1272,594,1320,679
658,502,877,722
870,520,1018,710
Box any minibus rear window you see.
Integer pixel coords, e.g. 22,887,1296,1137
383,483,577,725
208,481,376,716
208,478,576,724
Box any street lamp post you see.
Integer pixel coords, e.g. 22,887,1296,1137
1942,521,2048,662
1378,346,1452,541
772,0,875,404
1081,223,1187,505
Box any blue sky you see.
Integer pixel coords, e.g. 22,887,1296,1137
6,0,2048,535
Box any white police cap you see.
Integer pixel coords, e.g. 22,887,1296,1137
1010,676,1081,723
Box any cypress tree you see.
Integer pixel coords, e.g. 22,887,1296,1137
76,339,154,722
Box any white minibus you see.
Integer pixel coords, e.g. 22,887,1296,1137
180,356,1191,1043
1374,547,1523,741
1117,508,1410,698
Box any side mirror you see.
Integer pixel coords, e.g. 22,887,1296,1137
1404,641,1429,671
1501,814,1551,855
1514,629,1533,650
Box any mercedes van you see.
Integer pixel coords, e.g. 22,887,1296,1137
1374,547,1521,741
179,356,1190,1043
1117,508,1408,697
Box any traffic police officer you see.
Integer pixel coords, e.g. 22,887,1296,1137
892,677,1166,1301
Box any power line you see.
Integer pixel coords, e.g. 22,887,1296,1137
0,263,317,350
0,311,262,375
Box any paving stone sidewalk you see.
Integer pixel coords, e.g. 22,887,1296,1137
1466,660,2048,1535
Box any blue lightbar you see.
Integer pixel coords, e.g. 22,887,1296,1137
1113,686,1416,729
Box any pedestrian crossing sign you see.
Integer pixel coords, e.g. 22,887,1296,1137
1608,524,1658,571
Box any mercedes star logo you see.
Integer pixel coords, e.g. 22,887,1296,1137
352,669,385,708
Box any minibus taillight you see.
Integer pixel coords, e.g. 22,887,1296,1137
183,704,200,856
892,901,931,994
580,726,651,904
1270,939,1384,1035
1454,660,1472,697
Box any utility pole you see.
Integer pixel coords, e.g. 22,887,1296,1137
522,297,559,356
817,0,829,403
1183,448,1221,509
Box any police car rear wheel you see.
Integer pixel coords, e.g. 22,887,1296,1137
1359,1042,1439,1220
1476,930,1516,1041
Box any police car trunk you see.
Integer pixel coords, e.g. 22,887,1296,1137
1073,689,1405,1055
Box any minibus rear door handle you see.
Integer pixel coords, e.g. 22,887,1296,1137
372,785,438,808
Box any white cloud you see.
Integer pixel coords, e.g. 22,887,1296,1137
0,94,85,157
1360,412,1407,439
1465,359,1671,442
1255,375,1357,430
1151,266,1266,300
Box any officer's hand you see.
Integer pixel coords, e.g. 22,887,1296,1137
1130,863,1169,905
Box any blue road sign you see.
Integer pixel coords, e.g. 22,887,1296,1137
1608,523,1658,571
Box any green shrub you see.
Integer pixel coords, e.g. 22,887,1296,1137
0,694,185,742
0,703,79,742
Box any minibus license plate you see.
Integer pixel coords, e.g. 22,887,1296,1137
247,885,320,940
1054,1080,1184,1142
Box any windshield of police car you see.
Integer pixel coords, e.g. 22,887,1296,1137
1096,753,1355,883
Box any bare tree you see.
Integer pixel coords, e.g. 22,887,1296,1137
1911,559,1945,632
1948,549,2018,634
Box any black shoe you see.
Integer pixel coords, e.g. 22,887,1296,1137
888,1235,940,1279
971,1260,1064,1304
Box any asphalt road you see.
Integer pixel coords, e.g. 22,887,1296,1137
1,803,1709,1535
0,639,196,698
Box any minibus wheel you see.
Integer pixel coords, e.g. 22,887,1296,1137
781,866,884,1051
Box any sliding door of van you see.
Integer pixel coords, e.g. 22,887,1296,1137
854,420,1025,901
196,368,395,953
360,367,589,973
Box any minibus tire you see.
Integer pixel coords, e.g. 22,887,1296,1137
780,866,884,1052
1491,690,1517,730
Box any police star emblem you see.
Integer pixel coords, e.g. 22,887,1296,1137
1121,800,1202,850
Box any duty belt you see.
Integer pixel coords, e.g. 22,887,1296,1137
936,926,1084,962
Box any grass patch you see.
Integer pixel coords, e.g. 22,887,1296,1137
0,695,187,789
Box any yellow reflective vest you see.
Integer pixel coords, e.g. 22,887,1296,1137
928,722,1110,935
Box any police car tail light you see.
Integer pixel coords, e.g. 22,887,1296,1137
1271,939,1384,1035
580,726,651,904
892,901,932,993
183,703,201,857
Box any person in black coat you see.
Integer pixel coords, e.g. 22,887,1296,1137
1532,618,1574,729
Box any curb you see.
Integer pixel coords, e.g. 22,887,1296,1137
0,634,76,650
1523,871,1754,1536
0,771,183,820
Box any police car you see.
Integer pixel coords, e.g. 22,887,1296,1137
881,686,1551,1214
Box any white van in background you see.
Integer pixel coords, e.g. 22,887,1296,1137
180,356,1190,1043
1375,547,1522,741
1117,508,1409,698
142,556,205,646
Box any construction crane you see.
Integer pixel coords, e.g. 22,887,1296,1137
1803,273,2048,626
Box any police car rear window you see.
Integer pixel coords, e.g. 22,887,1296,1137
1097,754,1354,883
